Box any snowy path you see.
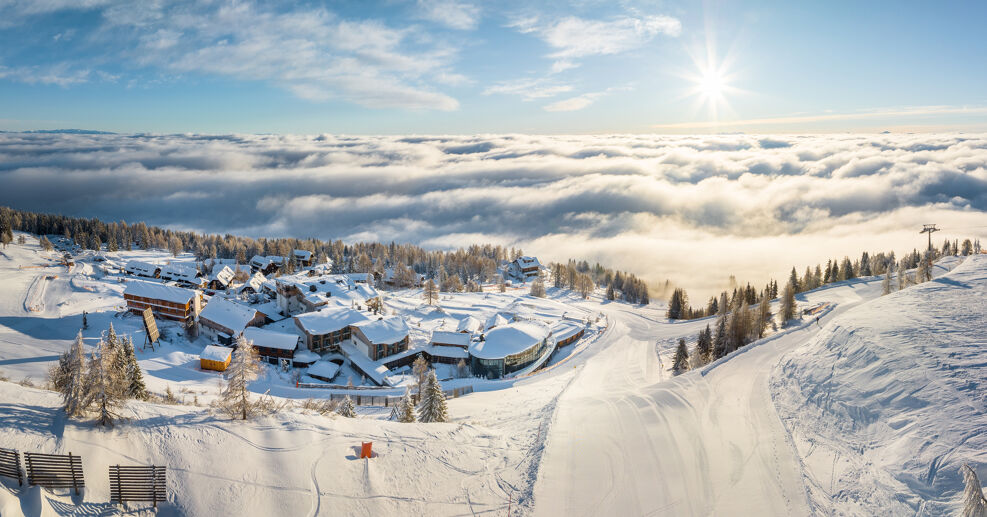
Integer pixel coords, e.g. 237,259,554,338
531,260,963,516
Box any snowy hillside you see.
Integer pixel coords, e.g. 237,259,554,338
772,255,987,515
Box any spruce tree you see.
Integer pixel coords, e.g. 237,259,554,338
672,338,689,374
337,395,356,418
61,331,89,417
881,264,893,296
398,389,416,423
220,335,261,420
87,338,125,426
122,335,148,400
694,325,712,365
712,317,728,359
780,279,797,325
606,283,615,301
417,369,449,423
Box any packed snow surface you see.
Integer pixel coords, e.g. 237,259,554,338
0,231,982,516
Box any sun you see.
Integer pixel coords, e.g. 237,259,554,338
681,55,739,123
697,67,725,98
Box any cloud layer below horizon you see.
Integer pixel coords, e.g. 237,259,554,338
2,132,985,298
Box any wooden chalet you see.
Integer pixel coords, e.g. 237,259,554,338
243,327,300,364
197,297,266,345
293,307,370,354
351,316,410,361
123,281,200,323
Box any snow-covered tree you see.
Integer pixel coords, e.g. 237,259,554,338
39,235,54,252
605,283,616,301
86,338,125,426
712,317,728,359
336,395,356,418
529,277,546,298
417,369,448,423
423,279,438,305
397,389,416,423
917,252,933,283
60,331,89,417
755,292,772,338
779,279,797,326
672,338,689,374
412,355,429,401
881,263,893,296
219,335,261,420
120,335,148,400
961,464,986,517
666,288,687,320
693,324,712,365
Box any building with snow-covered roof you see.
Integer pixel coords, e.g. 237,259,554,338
237,271,267,296
485,313,509,330
351,316,410,361
198,297,266,345
430,330,471,349
507,256,544,282
306,360,340,382
275,273,381,316
293,307,370,354
123,280,201,323
457,315,482,334
551,320,586,347
124,260,161,278
469,321,554,379
200,345,232,372
207,264,236,290
293,249,313,267
243,327,300,364
160,262,205,288
249,255,284,275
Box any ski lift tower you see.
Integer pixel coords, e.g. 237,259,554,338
920,224,940,251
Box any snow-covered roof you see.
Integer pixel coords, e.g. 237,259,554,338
515,256,542,269
551,321,584,342
277,273,380,307
307,361,340,380
457,315,482,333
243,327,299,351
485,313,509,330
200,345,232,362
293,249,313,260
239,272,267,292
124,280,196,305
340,273,372,284
293,349,320,364
160,263,201,282
199,298,259,333
294,307,370,335
425,345,468,359
250,255,284,268
340,342,392,386
430,330,471,347
125,260,159,275
209,265,235,286
469,321,550,360
352,316,410,345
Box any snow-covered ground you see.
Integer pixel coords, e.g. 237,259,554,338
0,231,983,516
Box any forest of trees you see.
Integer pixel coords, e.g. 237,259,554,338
1,206,656,304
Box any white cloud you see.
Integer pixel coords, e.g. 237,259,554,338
1,132,984,299
416,0,480,30
532,15,681,59
0,63,92,87
483,78,573,100
543,92,605,112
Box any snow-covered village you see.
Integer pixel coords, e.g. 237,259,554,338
2,1,987,516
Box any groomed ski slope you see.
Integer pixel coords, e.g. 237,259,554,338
532,255,974,516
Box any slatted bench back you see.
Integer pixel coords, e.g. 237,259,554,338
0,447,23,485
109,465,167,507
24,452,84,494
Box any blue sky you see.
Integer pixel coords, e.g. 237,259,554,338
1,0,986,134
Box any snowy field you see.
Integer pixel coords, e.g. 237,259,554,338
0,232,983,516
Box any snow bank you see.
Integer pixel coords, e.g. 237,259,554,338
771,255,987,516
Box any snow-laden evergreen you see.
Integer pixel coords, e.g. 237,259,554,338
398,389,416,423
417,369,448,423
60,330,89,417
672,338,689,374
86,337,125,426
121,335,148,400
218,334,261,420
336,395,356,418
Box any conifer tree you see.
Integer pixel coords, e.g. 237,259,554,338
672,338,689,374
412,355,429,401
417,369,449,423
423,279,438,305
780,279,797,325
121,335,148,400
87,338,125,426
755,292,771,338
606,283,616,301
61,331,89,417
881,263,893,295
398,389,416,423
694,324,713,365
220,335,261,420
337,395,356,418
712,317,729,359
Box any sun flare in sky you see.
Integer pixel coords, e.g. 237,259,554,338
686,56,739,122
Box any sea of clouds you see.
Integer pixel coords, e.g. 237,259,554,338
1,132,985,298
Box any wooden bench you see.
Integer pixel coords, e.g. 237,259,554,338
109,465,167,508
24,452,84,494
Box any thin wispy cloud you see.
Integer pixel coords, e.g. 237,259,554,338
653,106,987,130
1,132,984,297
416,0,481,30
